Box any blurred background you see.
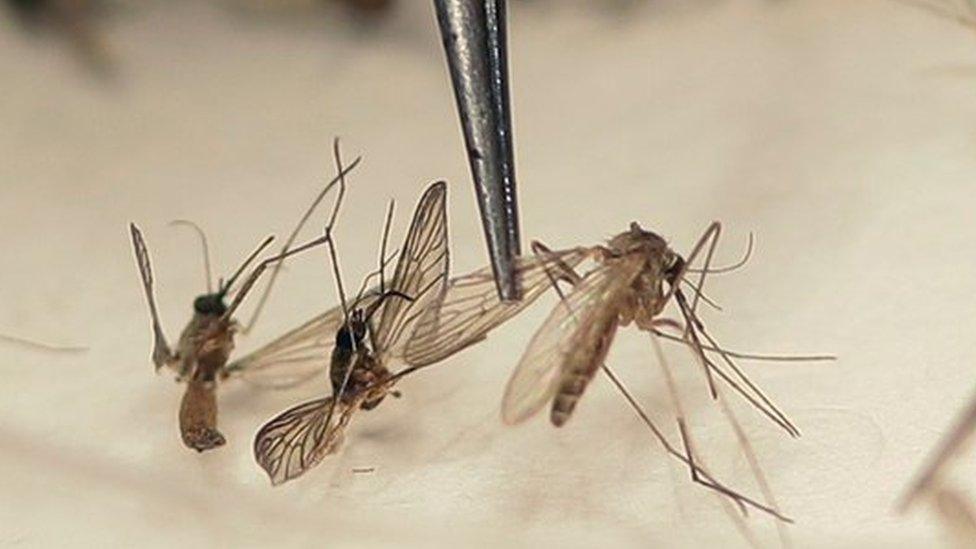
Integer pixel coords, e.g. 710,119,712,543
3,0,976,546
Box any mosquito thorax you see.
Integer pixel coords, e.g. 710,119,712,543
609,222,669,258
193,293,228,317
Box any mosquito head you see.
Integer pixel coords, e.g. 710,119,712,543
664,254,686,285
335,309,368,352
193,293,228,317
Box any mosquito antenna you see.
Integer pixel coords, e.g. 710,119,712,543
652,329,836,363
239,138,363,335
219,235,275,296
686,232,754,276
378,199,396,296
351,248,399,306
169,219,214,293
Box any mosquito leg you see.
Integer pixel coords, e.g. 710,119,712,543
681,306,800,437
674,289,718,398
600,364,791,522
687,223,721,317
662,222,719,305
667,312,799,437
319,143,358,439
716,385,791,548
648,329,749,516
238,138,362,335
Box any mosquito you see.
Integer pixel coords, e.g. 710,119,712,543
405,221,834,522
252,177,450,485
899,387,976,544
129,147,359,452
131,224,337,451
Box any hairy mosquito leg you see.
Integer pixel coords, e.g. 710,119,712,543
320,144,357,437
238,138,362,336
668,311,799,437
649,329,748,517
680,278,724,312
600,364,790,521
682,305,800,437
687,223,722,318
672,288,801,438
674,288,718,399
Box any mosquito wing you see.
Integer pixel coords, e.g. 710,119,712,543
253,396,358,485
372,181,449,357
223,293,381,389
403,246,592,367
501,259,641,425
129,223,174,372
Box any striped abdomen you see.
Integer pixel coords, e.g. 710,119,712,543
550,308,621,427
179,378,225,451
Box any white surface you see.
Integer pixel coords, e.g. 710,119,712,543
1,1,975,546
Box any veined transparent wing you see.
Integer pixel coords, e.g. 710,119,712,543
501,258,641,425
223,293,380,389
129,223,174,372
253,395,358,486
403,246,592,367
372,181,449,357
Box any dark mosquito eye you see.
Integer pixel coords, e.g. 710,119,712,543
335,326,354,349
666,256,685,279
193,294,227,316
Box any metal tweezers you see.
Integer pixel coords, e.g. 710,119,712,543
433,0,522,302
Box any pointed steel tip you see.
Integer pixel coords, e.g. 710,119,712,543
494,255,520,302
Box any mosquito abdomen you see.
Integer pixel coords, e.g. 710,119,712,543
179,378,225,452
550,311,621,427
551,373,592,426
